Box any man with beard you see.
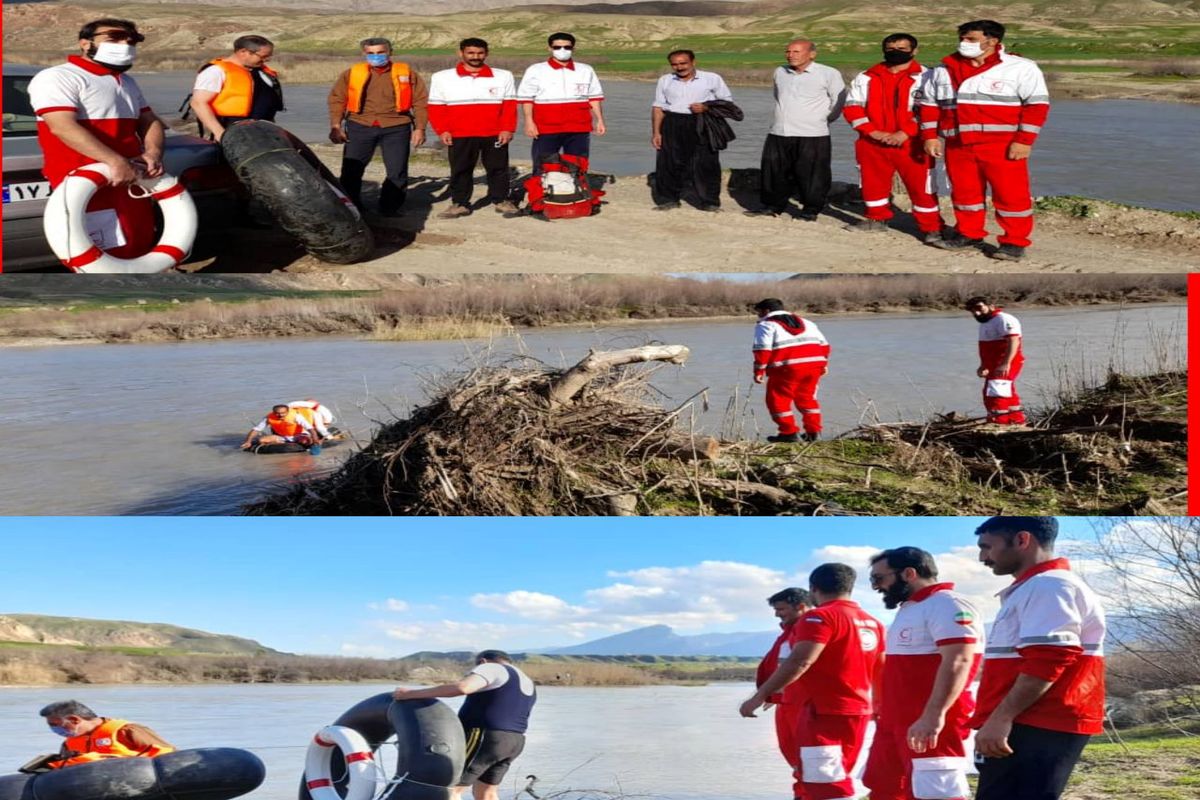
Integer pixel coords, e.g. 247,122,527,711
972,517,1106,800
29,18,164,264
965,296,1025,424
863,548,983,800
756,588,815,800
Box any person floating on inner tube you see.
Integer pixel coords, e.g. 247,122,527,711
23,700,175,772
240,403,323,450
393,650,537,800
287,399,336,438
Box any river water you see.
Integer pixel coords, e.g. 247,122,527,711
0,682,835,800
135,72,1200,211
0,303,1183,515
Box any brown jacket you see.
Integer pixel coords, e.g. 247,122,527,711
328,63,429,130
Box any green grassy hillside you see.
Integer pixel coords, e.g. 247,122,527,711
0,614,280,655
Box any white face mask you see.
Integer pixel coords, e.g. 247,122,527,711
93,41,136,67
551,48,573,61
957,40,985,59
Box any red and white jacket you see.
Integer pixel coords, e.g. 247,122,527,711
972,558,1106,735
517,59,603,134
843,60,929,138
918,46,1049,146
29,56,151,186
878,583,983,731
753,312,831,377
428,64,518,138
978,309,1023,370
757,619,808,706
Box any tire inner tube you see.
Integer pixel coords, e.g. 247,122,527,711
220,120,374,265
299,693,465,800
0,747,265,800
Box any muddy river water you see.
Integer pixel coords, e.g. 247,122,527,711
0,303,1182,515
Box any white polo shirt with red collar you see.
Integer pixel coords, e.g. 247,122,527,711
29,55,150,186
516,58,603,134
972,558,1106,734
428,63,518,138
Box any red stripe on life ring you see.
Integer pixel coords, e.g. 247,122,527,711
306,779,333,789
62,246,103,268
346,751,374,763
313,734,336,747
152,183,186,201
72,169,108,187
152,244,186,265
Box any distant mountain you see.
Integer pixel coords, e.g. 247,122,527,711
0,614,281,655
544,624,776,656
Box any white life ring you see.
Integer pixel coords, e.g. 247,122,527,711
42,162,198,274
304,724,379,800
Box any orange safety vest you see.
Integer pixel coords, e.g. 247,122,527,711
267,409,306,437
345,61,413,114
48,718,174,769
208,59,281,118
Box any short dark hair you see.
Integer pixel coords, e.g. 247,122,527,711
273,404,289,413
460,37,489,51
476,649,512,663
768,587,813,606
548,32,576,46
882,33,918,50
870,547,938,578
668,49,695,62
754,298,785,313
233,35,274,53
964,295,990,309
78,18,141,41
40,700,98,719
958,20,1006,41
809,563,857,595
975,516,1059,548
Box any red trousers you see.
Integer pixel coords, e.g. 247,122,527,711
775,703,807,800
863,724,971,800
84,185,157,260
983,355,1025,425
797,707,870,800
765,366,824,436
944,140,1034,247
855,139,943,233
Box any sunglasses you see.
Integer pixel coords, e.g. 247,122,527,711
552,44,574,50
94,30,145,44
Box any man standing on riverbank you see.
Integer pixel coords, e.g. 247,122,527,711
842,34,946,240
919,20,1050,261
752,298,832,443
749,40,845,221
517,33,606,166
757,588,815,800
740,564,885,800
972,516,1106,800
428,38,518,219
966,297,1026,425
33,700,175,770
651,50,736,212
190,35,284,142
394,650,537,800
863,548,982,800
328,38,428,217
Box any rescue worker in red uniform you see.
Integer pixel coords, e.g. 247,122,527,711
29,18,164,265
842,34,945,241
33,700,174,771
966,296,1026,425
757,588,815,800
920,20,1050,261
972,517,1106,800
863,547,983,800
240,403,324,450
741,563,886,800
752,298,832,444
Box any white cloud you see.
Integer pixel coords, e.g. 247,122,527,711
470,590,587,620
367,598,410,612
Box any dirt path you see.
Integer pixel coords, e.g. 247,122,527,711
188,151,1200,274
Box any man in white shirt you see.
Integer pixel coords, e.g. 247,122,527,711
517,32,606,167
189,35,283,142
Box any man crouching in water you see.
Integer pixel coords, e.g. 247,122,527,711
240,403,323,450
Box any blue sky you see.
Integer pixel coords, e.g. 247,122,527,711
1,517,1106,656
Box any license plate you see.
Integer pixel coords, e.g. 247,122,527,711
2,181,52,204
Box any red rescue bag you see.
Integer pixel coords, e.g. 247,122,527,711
523,154,604,219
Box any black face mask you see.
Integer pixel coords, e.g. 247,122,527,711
883,50,915,66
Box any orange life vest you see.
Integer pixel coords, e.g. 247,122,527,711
345,61,413,114
208,59,281,118
267,409,305,437
48,718,174,769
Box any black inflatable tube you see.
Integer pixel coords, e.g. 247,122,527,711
0,747,265,800
220,120,374,264
298,693,465,800
251,427,343,455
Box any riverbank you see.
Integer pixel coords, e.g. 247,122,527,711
0,274,1185,346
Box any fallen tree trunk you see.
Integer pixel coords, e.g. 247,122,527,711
547,344,690,407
